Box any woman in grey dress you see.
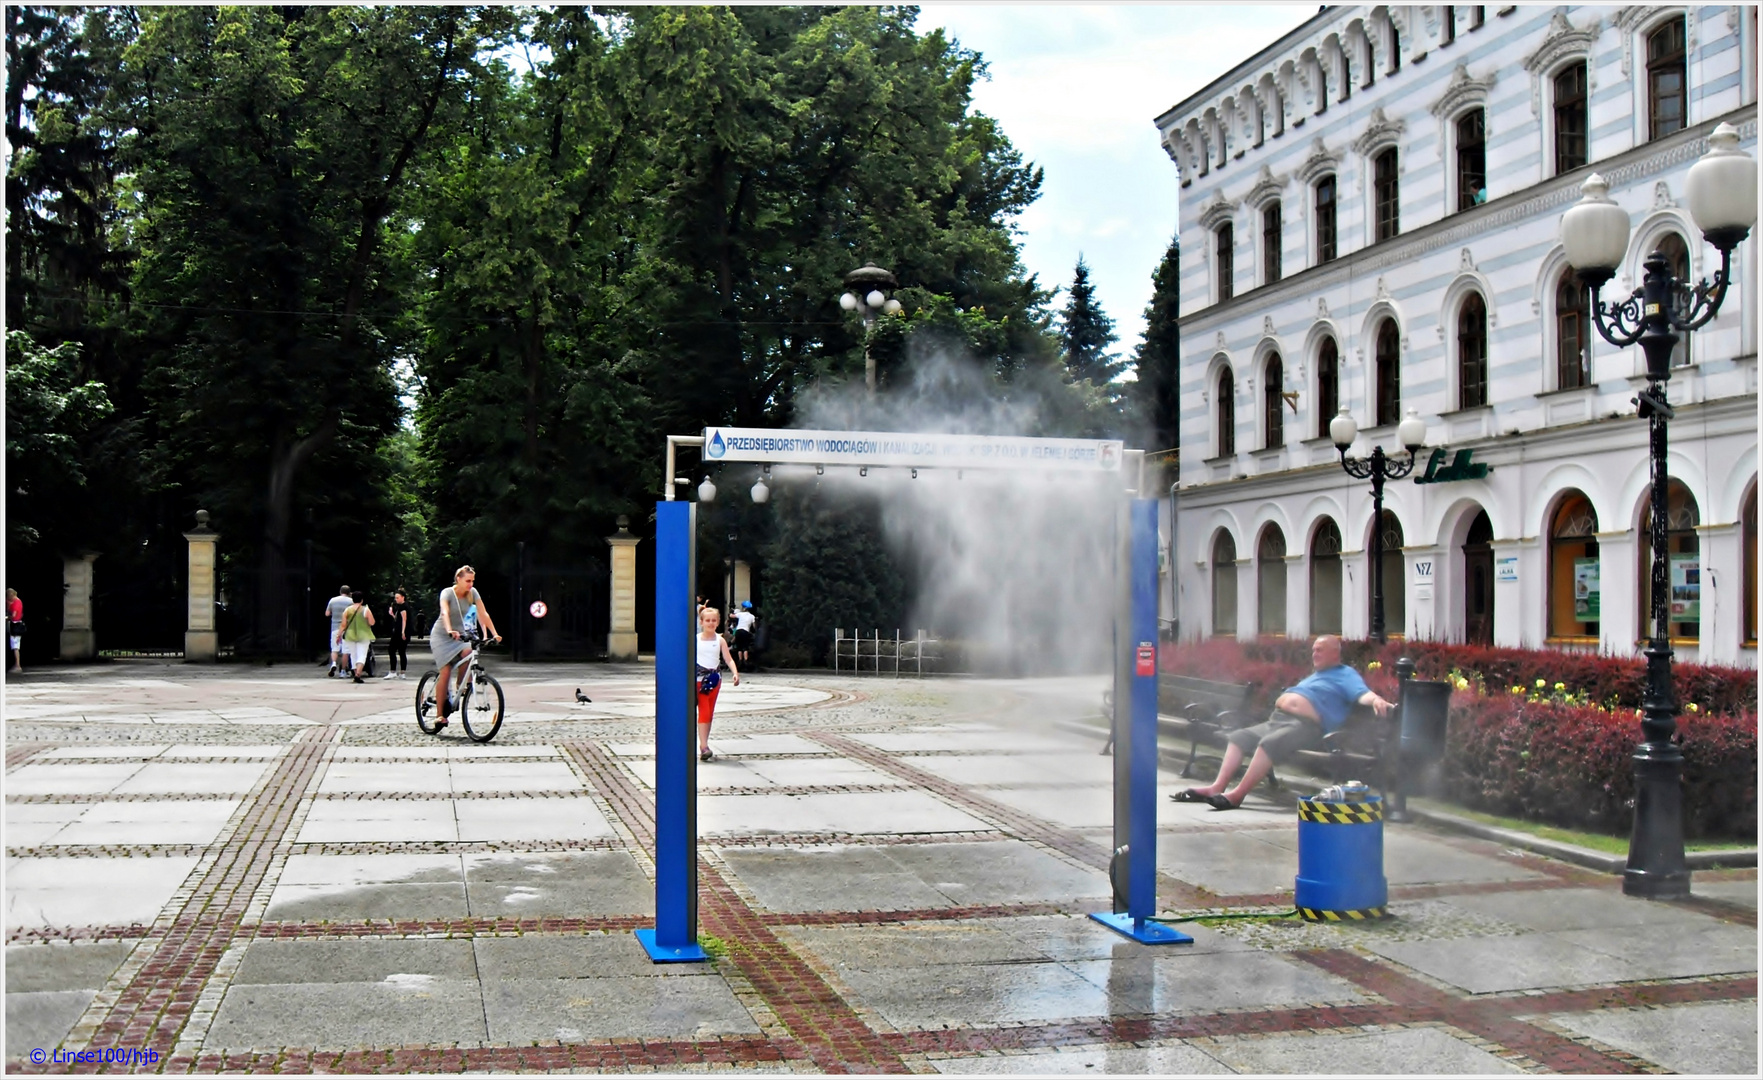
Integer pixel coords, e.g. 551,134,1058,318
430,565,501,727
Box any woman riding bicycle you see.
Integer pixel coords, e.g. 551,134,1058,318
431,565,501,729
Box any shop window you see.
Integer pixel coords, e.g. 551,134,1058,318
1316,338,1340,437
1553,62,1588,173
1639,479,1700,641
1263,353,1284,449
1375,319,1400,426
1455,109,1486,211
1648,18,1687,141
1216,222,1234,301
1374,148,1400,241
1374,510,1406,638
1216,367,1236,456
1258,526,1288,637
1310,518,1343,635
1212,531,1238,637
1556,271,1591,389
1549,492,1600,638
1315,175,1338,263
1458,293,1488,408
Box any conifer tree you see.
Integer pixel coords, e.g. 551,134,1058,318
1134,236,1181,453
1058,255,1122,386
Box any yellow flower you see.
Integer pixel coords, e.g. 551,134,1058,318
1535,678,1546,688
1454,676,1470,690
1367,661,1382,670
1511,686,1525,695
1554,682,1566,692
1686,702,1699,713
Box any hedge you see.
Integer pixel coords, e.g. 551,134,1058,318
1161,638,1758,840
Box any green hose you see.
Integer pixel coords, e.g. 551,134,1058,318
1148,909,1300,923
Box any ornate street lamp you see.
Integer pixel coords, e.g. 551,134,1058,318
841,263,904,393
1559,122,1756,900
1331,408,1429,643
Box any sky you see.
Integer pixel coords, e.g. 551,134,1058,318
912,3,1317,358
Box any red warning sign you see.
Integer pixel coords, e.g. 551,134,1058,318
529,601,548,618
1135,642,1155,677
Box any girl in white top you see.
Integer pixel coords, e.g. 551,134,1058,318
695,606,739,761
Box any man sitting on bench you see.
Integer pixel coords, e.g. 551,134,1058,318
1173,635,1394,810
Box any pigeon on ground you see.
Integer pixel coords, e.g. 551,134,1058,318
575,688,592,704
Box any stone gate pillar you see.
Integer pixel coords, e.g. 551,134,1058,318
59,551,100,661
184,510,219,662
607,515,641,661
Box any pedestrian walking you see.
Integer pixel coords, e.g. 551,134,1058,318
732,601,757,670
695,606,740,762
6,588,24,673
324,584,353,677
339,589,377,683
381,589,411,679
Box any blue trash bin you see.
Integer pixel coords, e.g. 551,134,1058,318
1295,795,1388,921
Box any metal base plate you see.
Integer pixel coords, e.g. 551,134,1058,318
634,928,710,963
1088,911,1194,944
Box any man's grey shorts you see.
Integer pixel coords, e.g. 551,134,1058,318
1226,708,1324,762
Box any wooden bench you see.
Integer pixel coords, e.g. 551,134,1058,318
1161,674,1259,778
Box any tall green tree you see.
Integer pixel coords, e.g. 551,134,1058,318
1058,255,1121,387
1134,235,1181,454
120,5,511,644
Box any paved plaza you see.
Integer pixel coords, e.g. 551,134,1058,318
3,662,1757,1074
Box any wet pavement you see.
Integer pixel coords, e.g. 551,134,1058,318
3,661,1756,1074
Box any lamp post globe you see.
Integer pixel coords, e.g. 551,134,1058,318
839,291,858,311
1560,174,1631,285
842,263,900,394
1685,123,1759,250
697,476,717,503
750,477,769,504
1329,409,1357,450
1398,410,1428,452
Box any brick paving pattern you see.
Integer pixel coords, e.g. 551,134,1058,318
4,667,1755,1073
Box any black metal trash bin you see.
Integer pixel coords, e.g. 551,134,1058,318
1398,680,1453,766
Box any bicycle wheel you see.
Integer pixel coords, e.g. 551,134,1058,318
462,673,504,743
415,669,443,734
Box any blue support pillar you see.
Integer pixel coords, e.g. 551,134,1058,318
1091,498,1191,945
636,500,710,963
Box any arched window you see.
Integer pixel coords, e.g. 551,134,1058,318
1316,338,1340,437
1441,6,1456,47
1262,201,1282,284
1310,518,1343,635
1639,480,1700,641
1375,319,1400,426
1364,35,1376,88
1388,19,1402,74
1647,17,1687,140
1258,526,1288,637
1216,367,1236,456
1216,222,1235,301
1457,293,1488,408
1374,148,1400,241
1315,175,1338,263
1455,109,1486,211
1317,56,1329,113
1340,47,1352,102
1263,353,1284,449
1553,62,1589,173
1745,485,1757,645
1657,233,1692,366
1373,510,1406,638
1463,510,1494,645
1556,271,1591,389
1212,531,1239,637
1549,492,1599,639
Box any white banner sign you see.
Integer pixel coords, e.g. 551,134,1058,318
702,427,1124,472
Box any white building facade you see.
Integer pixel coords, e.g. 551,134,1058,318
1157,5,1758,666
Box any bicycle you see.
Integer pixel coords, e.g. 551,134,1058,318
414,628,504,742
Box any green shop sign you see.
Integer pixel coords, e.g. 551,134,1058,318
1413,447,1490,485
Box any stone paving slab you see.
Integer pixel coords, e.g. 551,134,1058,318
5,856,199,931
1197,1025,1526,1074
925,1041,1235,1073
204,979,490,1050
483,975,762,1043
1545,999,1759,1076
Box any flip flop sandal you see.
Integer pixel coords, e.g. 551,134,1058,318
1205,794,1241,811
1170,789,1211,803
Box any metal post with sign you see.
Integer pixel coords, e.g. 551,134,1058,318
1091,498,1191,945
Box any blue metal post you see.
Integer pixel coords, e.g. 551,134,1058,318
636,500,709,963
1091,498,1191,945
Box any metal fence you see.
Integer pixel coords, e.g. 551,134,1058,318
831,628,949,676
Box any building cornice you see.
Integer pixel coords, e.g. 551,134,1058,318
1294,138,1340,187
1428,63,1497,122
1351,107,1405,157
1181,108,1759,331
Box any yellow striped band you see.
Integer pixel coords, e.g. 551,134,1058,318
1298,800,1382,824
1297,905,1389,922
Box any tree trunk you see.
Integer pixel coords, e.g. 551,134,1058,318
254,417,338,650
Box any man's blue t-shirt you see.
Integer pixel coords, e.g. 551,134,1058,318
1284,664,1372,733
